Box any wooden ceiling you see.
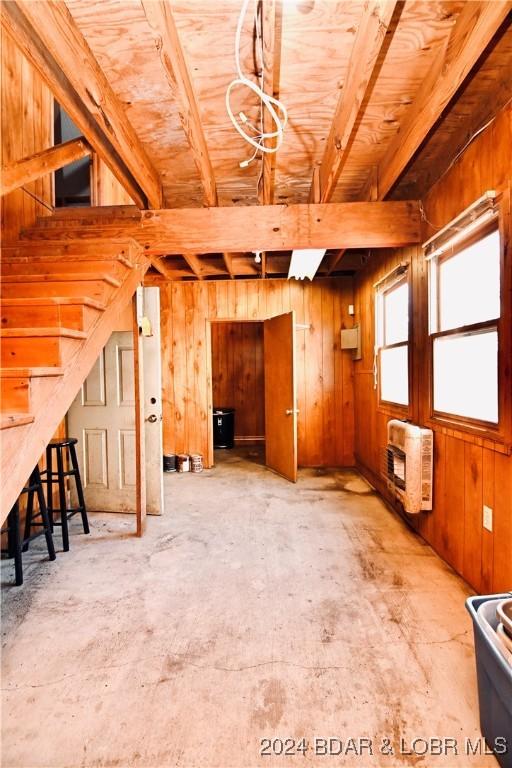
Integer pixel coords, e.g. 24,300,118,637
62,0,511,209
3,0,511,279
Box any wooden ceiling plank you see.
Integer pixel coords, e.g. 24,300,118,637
376,0,512,199
313,0,398,204
1,0,162,209
21,200,421,254
141,0,217,207
1,137,91,197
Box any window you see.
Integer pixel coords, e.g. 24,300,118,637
375,275,409,407
428,220,500,426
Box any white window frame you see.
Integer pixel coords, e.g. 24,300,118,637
427,208,501,430
374,269,410,411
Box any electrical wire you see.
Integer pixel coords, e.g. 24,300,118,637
226,0,287,168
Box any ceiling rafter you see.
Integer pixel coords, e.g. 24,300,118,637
325,0,510,276
1,0,163,209
311,0,398,205
181,252,206,280
375,0,511,200
141,0,218,207
1,137,91,197
260,0,283,206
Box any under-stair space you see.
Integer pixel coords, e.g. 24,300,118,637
0,238,148,521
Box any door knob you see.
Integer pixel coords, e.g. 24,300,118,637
146,414,158,423
285,409,299,415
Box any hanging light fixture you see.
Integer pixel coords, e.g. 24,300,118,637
288,249,326,281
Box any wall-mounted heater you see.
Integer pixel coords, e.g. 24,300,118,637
383,420,433,514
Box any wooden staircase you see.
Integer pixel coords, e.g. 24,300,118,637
0,238,148,521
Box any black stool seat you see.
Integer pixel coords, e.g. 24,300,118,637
1,466,56,586
48,437,78,448
43,438,90,552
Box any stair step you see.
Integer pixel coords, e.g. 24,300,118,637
1,376,30,412
1,413,35,430
1,279,118,303
2,259,129,281
1,328,86,368
1,296,104,331
2,239,135,268
0,367,65,377
1,327,87,339
1,272,121,287
0,297,105,310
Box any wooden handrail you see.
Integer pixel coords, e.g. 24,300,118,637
1,137,91,197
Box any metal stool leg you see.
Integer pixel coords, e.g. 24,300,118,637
56,446,69,552
46,445,54,532
69,442,89,534
22,484,35,553
8,503,23,586
33,467,56,562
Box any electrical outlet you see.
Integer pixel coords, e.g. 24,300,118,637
483,505,493,532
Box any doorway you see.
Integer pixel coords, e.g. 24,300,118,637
208,312,298,482
211,321,265,456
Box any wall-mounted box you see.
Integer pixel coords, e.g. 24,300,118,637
341,325,361,360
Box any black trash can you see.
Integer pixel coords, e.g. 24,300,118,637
213,407,235,449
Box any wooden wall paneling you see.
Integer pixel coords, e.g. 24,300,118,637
161,278,355,469
171,282,186,454
463,443,483,589
442,435,465,576
481,448,495,593
340,288,355,466
304,282,323,466
160,285,174,454
493,452,512,591
289,281,306,464
321,281,336,466
195,283,210,454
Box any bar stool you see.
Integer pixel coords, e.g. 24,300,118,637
1,466,56,586
44,438,90,552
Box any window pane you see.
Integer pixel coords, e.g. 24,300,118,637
380,345,409,405
384,282,409,345
439,229,500,331
433,330,498,423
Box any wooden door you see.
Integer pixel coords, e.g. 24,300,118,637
141,287,164,515
68,331,138,512
264,311,298,482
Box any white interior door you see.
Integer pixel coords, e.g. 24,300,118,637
68,331,137,512
142,287,164,515
68,288,164,515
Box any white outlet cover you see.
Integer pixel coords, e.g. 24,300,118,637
483,505,493,532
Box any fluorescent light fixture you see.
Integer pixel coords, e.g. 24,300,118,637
288,249,326,281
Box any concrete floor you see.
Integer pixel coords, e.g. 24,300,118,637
1,449,494,768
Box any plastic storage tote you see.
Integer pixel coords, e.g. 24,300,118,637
466,593,512,768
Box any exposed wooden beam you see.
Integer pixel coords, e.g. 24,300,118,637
376,0,511,199
22,200,421,254
1,137,91,197
260,0,283,206
150,257,193,280
324,250,345,275
181,252,205,280
141,0,217,207
222,253,235,279
1,0,162,209
312,0,397,203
